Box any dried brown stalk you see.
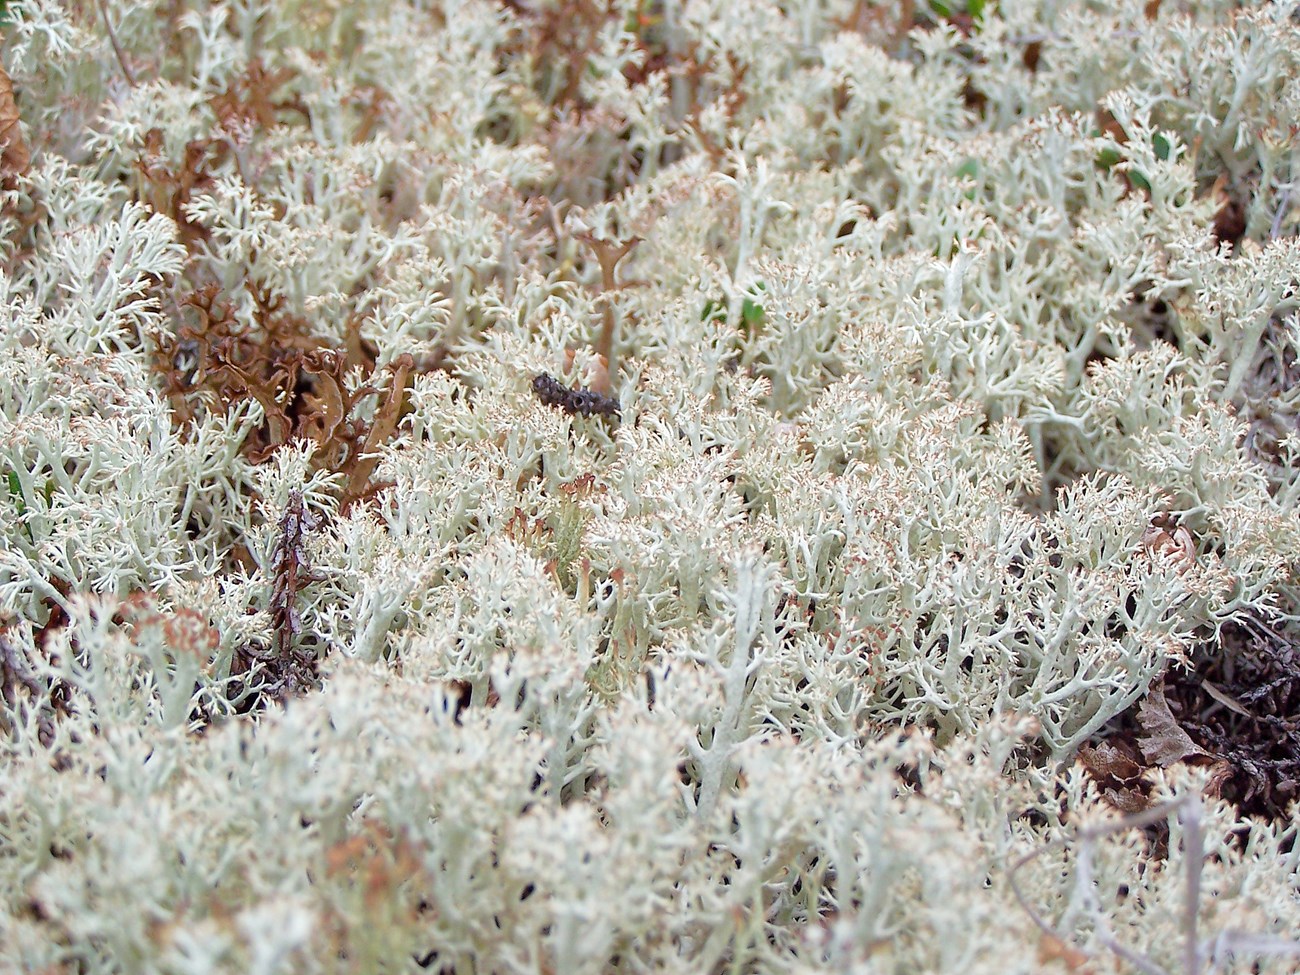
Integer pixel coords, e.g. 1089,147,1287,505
577,234,641,395
96,0,137,87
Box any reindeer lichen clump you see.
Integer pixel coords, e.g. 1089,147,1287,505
1,2,1299,973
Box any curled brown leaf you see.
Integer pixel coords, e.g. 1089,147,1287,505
0,62,30,181
1139,516,1196,573
1136,680,1210,767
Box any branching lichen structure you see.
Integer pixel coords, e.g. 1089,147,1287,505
1,2,1299,973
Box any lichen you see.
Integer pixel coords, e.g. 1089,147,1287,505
2,2,1299,972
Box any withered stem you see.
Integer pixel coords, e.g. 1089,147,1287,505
97,0,138,87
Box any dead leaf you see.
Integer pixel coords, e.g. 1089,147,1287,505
1078,739,1151,813
0,62,30,179
1037,932,1094,973
1139,518,1196,573
342,353,413,507
1079,740,1143,783
1136,681,1211,766
297,356,349,448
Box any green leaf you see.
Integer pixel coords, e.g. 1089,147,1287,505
1095,147,1123,170
6,469,23,514
702,282,766,334
741,282,767,332
955,159,980,200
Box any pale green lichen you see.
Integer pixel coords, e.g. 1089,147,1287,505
1,1,1299,973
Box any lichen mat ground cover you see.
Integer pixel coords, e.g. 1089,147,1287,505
1,1,1299,972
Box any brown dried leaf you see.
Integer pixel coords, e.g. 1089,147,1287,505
1101,786,1153,815
342,354,413,507
0,62,30,179
1037,932,1095,973
1136,681,1211,766
1078,740,1151,813
208,59,307,132
1139,519,1196,573
135,130,225,249
297,356,349,448
1095,108,1128,145
1078,740,1143,783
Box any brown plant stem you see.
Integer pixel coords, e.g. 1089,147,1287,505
580,235,641,395
97,0,137,87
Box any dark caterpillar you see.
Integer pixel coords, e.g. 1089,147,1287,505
532,373,620,420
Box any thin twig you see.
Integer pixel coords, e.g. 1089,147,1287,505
97,0,137,88
1009,793,1300,975
1080,833,1172,975
1007,798,1188,974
